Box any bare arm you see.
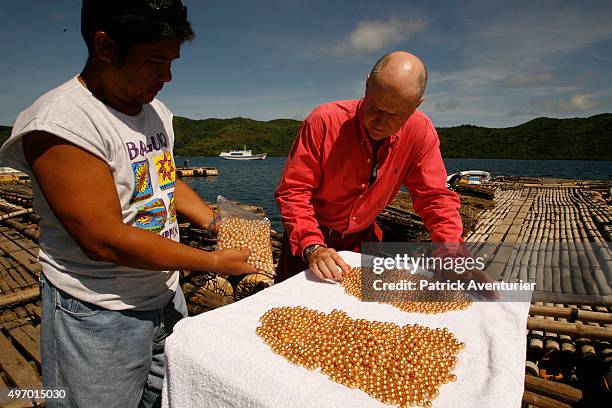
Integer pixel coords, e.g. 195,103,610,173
174,178,215,231
23,131,254,275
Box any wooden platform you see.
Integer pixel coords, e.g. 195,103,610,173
0,182,43,408
176,167,219,177
463,180,611,406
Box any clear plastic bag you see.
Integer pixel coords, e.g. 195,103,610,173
216,195,275,276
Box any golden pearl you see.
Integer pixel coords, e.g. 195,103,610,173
256,306,463,407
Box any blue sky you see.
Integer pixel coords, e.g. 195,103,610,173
1,0,611,127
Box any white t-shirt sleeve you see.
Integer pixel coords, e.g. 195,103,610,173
0,90,109,174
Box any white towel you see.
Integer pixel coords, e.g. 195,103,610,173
162,251,529,408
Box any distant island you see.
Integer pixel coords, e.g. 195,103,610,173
1,113,610,160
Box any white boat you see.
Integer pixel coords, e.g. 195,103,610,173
0,167,21,174
446,170,492,189
219,145,267,160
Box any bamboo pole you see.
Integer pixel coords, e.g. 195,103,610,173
529,304,612,324
527,316,612,341
0,208,33,221
524,374,583,403
0,287,40,308
522,390,572,408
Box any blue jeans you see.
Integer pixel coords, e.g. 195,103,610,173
40,273,187,408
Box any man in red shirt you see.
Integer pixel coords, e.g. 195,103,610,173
275,51,463,283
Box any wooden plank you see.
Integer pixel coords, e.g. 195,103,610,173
13,266,36,287
0,274,12,294
0,256,13,269
19,325,40,348
7,326,41,368
532,291,612,306
24,305,41,322
0,267,19,291
0,241,21,255
11,239,37,252
0,288,40,308
6,252,39,275
524,374,582,403
0,332,42,392
0,375,33,408
6,269,27,290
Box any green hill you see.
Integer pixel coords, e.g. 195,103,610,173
1,114,610,160
172,116,299,156
0,126,10,145
436,113,612,160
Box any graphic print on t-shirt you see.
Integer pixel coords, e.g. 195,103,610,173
130,159,153,203
134,198,167,233
167,191,177,224
154,151,176,190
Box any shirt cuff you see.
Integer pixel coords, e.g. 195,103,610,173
297,236,326,258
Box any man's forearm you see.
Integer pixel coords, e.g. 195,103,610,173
174,179,215,230
88,222,220,272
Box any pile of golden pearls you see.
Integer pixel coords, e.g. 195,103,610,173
257,306,464,407
217,218,274,273
342,267,472,314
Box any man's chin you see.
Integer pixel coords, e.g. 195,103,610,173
140,93,157,103
370,132,390,141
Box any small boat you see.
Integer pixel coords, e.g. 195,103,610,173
0,167,21,174
446,170,492,190
219,145,267,160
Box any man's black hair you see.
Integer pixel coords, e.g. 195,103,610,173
81,0,195,64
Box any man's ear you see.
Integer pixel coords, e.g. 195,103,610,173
93,31,116,63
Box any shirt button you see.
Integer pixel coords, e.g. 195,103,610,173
367,159,371,163
361,183,366,188
352,216,357,221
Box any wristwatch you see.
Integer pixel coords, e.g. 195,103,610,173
303,244,323,260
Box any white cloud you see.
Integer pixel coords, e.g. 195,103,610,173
531,93,600,113
507,110,536,118
463,6,612,69
591,53,612,61
428,67,507,92
335,17,426,55
502,72,553,87
434,98,461,112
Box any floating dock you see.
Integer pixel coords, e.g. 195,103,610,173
176,167,219,177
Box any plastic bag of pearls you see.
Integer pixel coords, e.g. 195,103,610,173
216,195,275,275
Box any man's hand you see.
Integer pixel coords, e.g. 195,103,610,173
307,247,350,282
212,249,257,276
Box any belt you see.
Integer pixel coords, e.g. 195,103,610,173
319,225,346,238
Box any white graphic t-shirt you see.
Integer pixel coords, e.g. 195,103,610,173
0,76,180,310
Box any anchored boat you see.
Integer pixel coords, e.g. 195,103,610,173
219,145,267,160
446,170,492,190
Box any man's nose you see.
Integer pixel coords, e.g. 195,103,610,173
159,63,172,83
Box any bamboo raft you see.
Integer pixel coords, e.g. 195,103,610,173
0,176,610,407
462,178,611,406
0,181,43,408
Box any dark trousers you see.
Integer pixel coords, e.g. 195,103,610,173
275,223,383,283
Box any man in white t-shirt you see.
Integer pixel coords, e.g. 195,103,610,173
0,1,255,407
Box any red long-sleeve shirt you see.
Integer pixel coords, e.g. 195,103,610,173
275,99,463,257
